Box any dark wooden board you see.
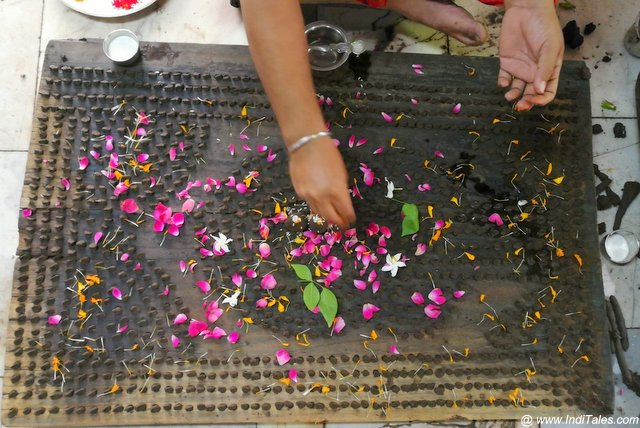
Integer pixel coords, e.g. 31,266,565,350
2,39,612,426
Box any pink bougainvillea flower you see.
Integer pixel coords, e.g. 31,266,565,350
411,292,425,305
261,273,277,290
418,183,432,192
227,331,240,344
332,316,346,334
171,334,180,348
353,279,367,291
258,242,271,258
434,219,446,230
78,156,89,170
381,112,393,122
366,222,380,237
113,182,129,197
203,327,227,340
173,313,188,325
196,280,211,294
111,287,123,300
389,344,400,355
231,273,243,287
362,303,380,320
275,349,291,366
205,300,223,323
120,198,139,214
452,103,462,114
424,304,442,319
428,288,447,305
453,290,466,299
289,368,298,383
415,243,427,256
61,177,70,191
381,253,406,277
109,152,119,169
105,135,114,152
21,208,33,218
187,319,208,337
169,147,177,161
47,314,62,325
488,213,504,226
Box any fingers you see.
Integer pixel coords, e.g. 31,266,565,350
497,68,512,88
534,41,563,95
306,188,356,230
504,77,526,102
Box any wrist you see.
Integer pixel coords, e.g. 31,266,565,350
505,0,557,9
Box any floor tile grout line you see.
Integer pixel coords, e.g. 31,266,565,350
593,141,640,158
592,116,639,119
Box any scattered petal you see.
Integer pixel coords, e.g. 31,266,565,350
120,198,139,214
61,177,70,191
261,273,277,290
78,156,89,170
488,213,504,226
389,344,400,355
424,304,442,319
452,103,462,114
434,151,444,159
203,326,227,339
47,314,62,325
111,287,123,301
173,313,188,325
227,331,240,344
353,279,367,291
428,288,447,305
362,303,380,320
196,280,211,293
415,243,427,256
187,319,208,337
418,183,431,192
332,316,346,334
411,292,425,305
93,231,104,244
21,208,33,218
275,349,291,365
453,290,466,299
381,112,393,122
258,243,271,258
170,334,180,348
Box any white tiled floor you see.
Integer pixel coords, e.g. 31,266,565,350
0,0,639,427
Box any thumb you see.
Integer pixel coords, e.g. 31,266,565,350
534,41,560,95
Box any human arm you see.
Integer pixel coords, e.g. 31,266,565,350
498,0,564,110
240,0,356,228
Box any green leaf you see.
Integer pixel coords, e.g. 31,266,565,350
558,0,576,10
318,288,338,327
601,100,617,111
303,283,320,311
401,203,420,237
291,263,312,282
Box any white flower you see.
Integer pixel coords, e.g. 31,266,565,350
212,232,233,254
385,178,395,199
381,253,406,277
222,289,241,307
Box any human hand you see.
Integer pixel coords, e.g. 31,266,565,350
498,0,564,110
288,138,356,229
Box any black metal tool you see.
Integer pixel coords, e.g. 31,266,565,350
606,297,640,396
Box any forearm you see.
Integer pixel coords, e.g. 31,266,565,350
240,0,326,147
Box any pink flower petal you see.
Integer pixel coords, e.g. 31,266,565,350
415,243,427,256
205,301,223,323
240,134,250,141
228,144,235,156
256,298,268,308
111,287,123,300
246,269,258,279
109,153,119,169
120,198,139,214
187,319,208,337
411,292,425,305
488,213,504,226
434,220,445,230
367,270,377,283
418,183,431,192
105,135,114,152
411,98,419,105
453,290,466,299
353,279,367,291
93,231,104,244
61,177,70,191
348,134,356,148
227,331,240,344
169,147,177,161
332,316,346,334
120,253,129,262
136,153,149,162
257,144,268,153
389,344,400,355
356,138,368,147
90,150,100,160
424,304,442,319
78,156,89,170
47,314,62,325
117,324,128,333
428,288,447,305
261,273,277,290
171,334,181,348
134,262,141,271
452,103,461,114
379,226,392,239
21,208,33,218
258,243,271,259
163,286,169,296
362,303,380,321
231,273,243,287
173,313,188,325
196,280,211,293
275,349,291,366
266,149,277,162
289,368,298,383
381,112,393,122
203,326,227,340
371,281,380,294
434,151,444,159
373,147,385,155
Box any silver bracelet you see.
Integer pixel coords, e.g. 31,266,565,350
288,131,332,154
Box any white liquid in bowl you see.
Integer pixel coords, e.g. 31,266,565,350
604,233,630,263
108,35,139,62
